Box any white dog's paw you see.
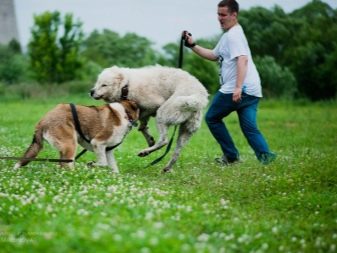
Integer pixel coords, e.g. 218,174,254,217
138,149,151,157
13,163,21,170
162,166,173,173
111,169,119,174
87,161,96,167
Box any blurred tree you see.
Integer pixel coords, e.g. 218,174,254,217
240,1,337,100
285,0,337,100
255,56,297,99
28,11,83,83
240,6,293,61
0,40,28,84
83,29,158,68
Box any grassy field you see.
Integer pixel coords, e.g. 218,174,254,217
0,96,336,253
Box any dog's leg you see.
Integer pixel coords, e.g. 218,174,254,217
138,121,169,157
106,150,119,173
14,128,44,169
58,143,76,168
91,141,108,166
162,124,193,173
138,117,155,147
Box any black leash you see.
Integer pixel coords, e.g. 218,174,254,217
146,33,186,167
70,103,90,160
0,156,73,163
0,103,83,164
145,126,178,168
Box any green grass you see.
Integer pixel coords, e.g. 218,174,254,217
0,96,336,253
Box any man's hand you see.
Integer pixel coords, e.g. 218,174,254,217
233,87,242,102
182,30,196,48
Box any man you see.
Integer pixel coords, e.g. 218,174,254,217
183,0,276,165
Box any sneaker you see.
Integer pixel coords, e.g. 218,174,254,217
215,156,240,166
258,152,277,165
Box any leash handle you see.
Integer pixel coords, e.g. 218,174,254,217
178,34,184,68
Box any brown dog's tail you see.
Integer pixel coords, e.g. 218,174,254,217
14,126,44,169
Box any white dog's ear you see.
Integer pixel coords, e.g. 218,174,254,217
116,73,124,82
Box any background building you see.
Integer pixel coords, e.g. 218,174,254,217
0,0,19,44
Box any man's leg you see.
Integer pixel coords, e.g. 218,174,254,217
205,92,239,161
237,95,276,164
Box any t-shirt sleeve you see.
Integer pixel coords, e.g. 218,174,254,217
213,40,221,58
228,31,248,60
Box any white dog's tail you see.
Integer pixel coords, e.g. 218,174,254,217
14,127,44,169
178,94,208,112
157,94,208,126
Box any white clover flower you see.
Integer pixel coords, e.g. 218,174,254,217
181,244,191,252
220,198,230,209
43,232,54,240
107,185,117,192
237,234,250,244
113,234,122,241
145,212,153,220
77,209,89,216
140,247,150,253
272,226,278,234
153,222,164,229
149,237,158,246
46,204,53,213
224,233,234,241
261,243,269,250
198,233,209,242
135,229,146,239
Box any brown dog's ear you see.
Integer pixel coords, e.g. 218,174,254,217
122,100,139,122
122,100,138,111
128,100,138,111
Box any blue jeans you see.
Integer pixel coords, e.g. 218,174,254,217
205,91,271,161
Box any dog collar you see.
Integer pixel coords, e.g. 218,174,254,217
125,111,138,128
121,84,129,100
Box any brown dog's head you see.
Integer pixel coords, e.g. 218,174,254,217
120,100,139,124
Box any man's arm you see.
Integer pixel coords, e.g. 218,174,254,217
192,45,218,61
233,55,248,102
184,32,218,61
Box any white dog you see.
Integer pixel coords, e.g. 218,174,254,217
14,100,139,173
90,65,208,172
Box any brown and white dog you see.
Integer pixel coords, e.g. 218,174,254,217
14,100,139,173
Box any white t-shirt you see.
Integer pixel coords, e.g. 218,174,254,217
213,24,262,97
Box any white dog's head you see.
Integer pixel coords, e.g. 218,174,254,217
90,66,128,102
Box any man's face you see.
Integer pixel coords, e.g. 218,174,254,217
217,6,237,31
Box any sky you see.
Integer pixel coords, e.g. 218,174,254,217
14,0,337,50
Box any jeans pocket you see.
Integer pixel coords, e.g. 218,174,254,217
241,92,248,98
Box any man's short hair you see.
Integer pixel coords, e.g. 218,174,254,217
218,0,239,14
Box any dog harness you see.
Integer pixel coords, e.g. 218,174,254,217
69,103,125,160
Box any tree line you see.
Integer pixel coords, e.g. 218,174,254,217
0,0,336,100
